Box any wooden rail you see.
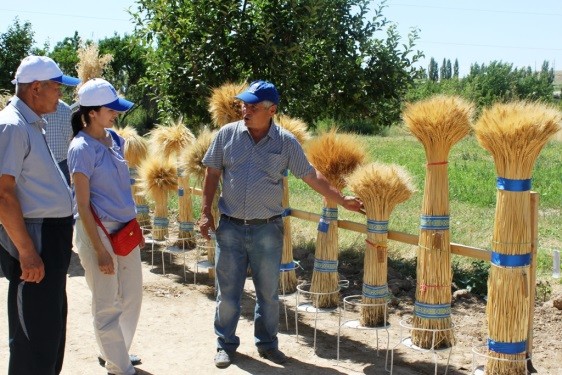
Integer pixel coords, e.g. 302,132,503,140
191,188,539,351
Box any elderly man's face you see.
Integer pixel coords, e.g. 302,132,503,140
241,102,276,128
34,80,62,115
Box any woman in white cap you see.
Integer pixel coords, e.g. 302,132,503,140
67,78,142,375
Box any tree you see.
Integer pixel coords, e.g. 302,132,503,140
428,58,439,82
463,60,554,108
440,58,447,81
453,59,459,79
0,18,35,91
132,0,422,131
48,32,81,77
445,59,452,80
98,34,156,132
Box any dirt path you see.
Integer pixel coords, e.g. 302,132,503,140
1,248,561,375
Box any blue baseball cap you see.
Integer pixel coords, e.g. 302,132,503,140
235,80,279,105
78,78,134,112
11,55,80,86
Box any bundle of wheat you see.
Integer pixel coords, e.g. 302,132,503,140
474,101,561,374
276,115,311,293
180,127,220,264
347,162,415,326
137,158,178,240
115,126,150,225
275,114,311,145
305,128,366,307
147,118,195,162
76,42,113,89
180,127,218,186
208,82,248,128
148,119,196,243
403,95,473,349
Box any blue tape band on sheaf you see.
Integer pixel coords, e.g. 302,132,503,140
322,207,338,221
367,219,388,234
136,205,149,214
317,218,329,233
414,301,451,319
362,283,390,299
496,177,532,192
420,215,450,230
313,259,338,273
129,178,136,185
178,188,184,197
283,169,289,177
179,221,194,232
491,252,531,267
153,217,169,228
280,261,296,271
487,339,526,355
282,208,292,217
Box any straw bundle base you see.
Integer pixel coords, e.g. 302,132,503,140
280,271,297,294
152,228,168,241
175,230,196,249
485,352,527,375
310,271,339,308
411,316,455,349
360,297,388,327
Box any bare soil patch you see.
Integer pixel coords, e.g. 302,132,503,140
1,242,561,374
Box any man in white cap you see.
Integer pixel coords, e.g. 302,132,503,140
0,55,80,375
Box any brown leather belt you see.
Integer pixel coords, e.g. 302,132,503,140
221,214,282,226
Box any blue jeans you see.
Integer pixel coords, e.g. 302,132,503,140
214,217,283,353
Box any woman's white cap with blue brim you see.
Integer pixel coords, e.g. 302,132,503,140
78,78,134,112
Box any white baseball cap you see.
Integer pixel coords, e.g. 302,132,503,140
78,78,134,112
11,55,80,85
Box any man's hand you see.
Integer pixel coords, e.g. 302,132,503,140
198,212,216,240
19,250,45,283
341,196,365,215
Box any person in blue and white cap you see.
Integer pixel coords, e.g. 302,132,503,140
67,78,142,375
0,55,79,375
198,80,365,368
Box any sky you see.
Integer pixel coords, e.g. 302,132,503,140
1,0,562,77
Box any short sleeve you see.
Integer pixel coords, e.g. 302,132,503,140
67,138,96,179
0,123,28,180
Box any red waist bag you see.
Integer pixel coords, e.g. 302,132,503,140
90,205,143,256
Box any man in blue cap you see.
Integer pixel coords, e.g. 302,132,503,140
199,80,364,368
0,55,80,375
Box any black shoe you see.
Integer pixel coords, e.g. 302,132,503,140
98,354,142,367
258,348,288,364
214,349,232,368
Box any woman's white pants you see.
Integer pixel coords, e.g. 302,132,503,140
75,219,143,375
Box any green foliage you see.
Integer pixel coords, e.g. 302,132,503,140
314,117,388,135
388,257,417,279
48,32,81,78
132,0,423,130
453,260,489,296
536,280,553,302
0,18,35,90
428,57,438,82
99,34,158,132
409,60,556,110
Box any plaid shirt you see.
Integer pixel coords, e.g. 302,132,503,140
44,100,73,163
